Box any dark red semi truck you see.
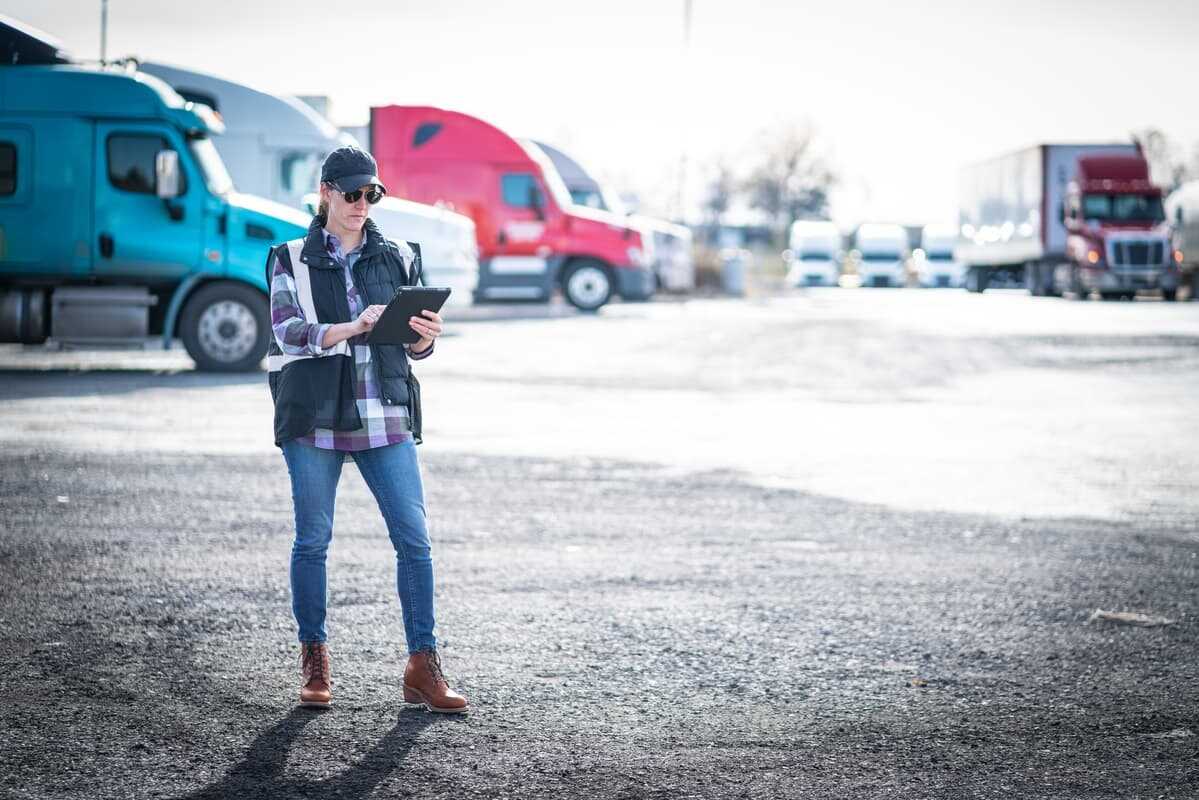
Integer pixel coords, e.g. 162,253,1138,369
956,143,1181,299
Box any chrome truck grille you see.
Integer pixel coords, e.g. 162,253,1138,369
1107,237,1167,271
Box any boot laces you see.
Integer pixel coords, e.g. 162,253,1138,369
425,650,447,685
303,644,328,682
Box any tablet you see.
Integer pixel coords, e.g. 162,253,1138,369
366,287,452,345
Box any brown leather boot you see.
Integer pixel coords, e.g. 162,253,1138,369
299,642,332,708
403,649,468,713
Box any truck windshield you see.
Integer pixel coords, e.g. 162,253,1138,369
861,251,900,261
570,188,606,210
799,251,833,261
1082,194,1165,222
926,250,954,261
281,152,322,195
189,137,234,196
539,164,575,211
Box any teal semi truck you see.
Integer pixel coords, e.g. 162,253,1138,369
0,56,309,371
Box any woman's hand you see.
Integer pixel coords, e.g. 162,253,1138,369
409,309,442,353
356,304,388,334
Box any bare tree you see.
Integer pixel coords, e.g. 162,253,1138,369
1132,128,1194,192
744,122,836,240
702,161,737,244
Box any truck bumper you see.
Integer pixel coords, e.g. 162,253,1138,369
858,268,906,288
474,258,554,302
1083,268,1179,292
615,265,656,300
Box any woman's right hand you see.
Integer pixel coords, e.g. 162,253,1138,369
356,304,388,334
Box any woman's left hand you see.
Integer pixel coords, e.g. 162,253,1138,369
409,309,443,353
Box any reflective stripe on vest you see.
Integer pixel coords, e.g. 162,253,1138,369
266,239,352,372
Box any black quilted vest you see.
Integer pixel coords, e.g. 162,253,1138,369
267,215,423,446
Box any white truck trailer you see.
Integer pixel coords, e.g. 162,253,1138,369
1166,180,1199,299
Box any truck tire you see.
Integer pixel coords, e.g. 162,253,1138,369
1163,288,1177,302
562,260,613,312
1070,267,1090,301
1026,263,1043,296
179,282,271,372
965,267,988,293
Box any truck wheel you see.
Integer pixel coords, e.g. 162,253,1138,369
1163,288,1177,302
1026,263,1043,296
562,260,613,312
179,282,270,372
1070,268,1090,301
965,267,988,293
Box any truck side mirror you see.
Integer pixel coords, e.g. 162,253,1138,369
155,150,182,198
529,185,545,221
1058,202,1065,225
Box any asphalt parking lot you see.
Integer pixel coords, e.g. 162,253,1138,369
2,289,1197,799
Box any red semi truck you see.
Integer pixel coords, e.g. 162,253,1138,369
369,106,655,311
957,143,1181,299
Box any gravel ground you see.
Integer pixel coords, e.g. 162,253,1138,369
1,291,1197,798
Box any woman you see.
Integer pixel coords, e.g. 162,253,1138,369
265,145,467,713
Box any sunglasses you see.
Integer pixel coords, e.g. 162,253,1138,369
326,183,384,204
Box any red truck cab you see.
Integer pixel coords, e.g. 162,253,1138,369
370,106,655,310
1062,153,1180,300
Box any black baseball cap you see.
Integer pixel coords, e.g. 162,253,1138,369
320,146,387,194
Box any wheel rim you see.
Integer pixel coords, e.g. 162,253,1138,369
196,300,258,363
567,266,610,308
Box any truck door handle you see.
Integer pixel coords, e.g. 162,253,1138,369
497,231,508,245
99,233,114,259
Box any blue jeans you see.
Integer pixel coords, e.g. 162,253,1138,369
280,438,436,653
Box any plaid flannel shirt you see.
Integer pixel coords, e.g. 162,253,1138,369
269,229,433,451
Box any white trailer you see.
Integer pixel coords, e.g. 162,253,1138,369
139,61,358,211
786,220,842,287
955,143,1138,294
854,224,909,287
1166,180,1199,299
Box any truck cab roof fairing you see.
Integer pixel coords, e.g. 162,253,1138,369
0,15,72,65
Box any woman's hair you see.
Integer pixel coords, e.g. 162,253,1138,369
315,183,329,222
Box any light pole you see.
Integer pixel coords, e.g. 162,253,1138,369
675,0,693,223
99,0,108,65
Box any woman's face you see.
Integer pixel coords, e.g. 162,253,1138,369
321,182,375,231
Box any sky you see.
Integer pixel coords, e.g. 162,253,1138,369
8,0,1199,228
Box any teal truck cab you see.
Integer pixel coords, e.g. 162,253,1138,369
0,60,308,370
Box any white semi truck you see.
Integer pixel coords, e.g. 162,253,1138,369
916,224,964,287
853,224,909,287
786,220,842,287
139,62,357,212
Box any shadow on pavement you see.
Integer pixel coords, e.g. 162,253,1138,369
177,706,444,800
0,368,264,400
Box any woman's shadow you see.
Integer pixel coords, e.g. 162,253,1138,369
178,706,446,800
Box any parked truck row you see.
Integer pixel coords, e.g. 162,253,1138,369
786,144,1185,302
0,16,693,374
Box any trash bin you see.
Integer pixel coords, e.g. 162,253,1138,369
720,248,747,296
